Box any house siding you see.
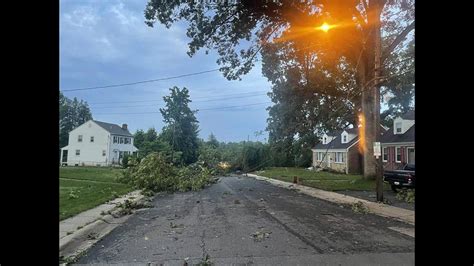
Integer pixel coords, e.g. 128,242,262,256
61,121,110,166
382,144,414,170
312,151,347,173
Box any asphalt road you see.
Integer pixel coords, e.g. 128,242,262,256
76,175,414,265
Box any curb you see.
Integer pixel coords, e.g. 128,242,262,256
59,190,147,263
247,174,414,226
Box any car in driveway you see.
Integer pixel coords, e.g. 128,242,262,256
383,164,415,192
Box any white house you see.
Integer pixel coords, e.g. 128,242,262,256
60,120,138,166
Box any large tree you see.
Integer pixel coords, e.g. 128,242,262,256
160,86,200,165
59,92,93,149
145,0,414,180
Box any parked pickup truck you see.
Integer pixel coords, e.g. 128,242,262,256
383,164,415,192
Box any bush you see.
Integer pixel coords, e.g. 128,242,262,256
396,188,415,203
117,152,214,193
121,154,130,168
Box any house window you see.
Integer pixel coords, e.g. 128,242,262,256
124,138,129,144
335,152,344,163
75,149,80,156
323,137,327,144
317,152,323,161
78,135,83,142
396,147,402,162
102,150,106,156
120,137,124,144
383,147,388,162
343,135,347,143
90,136,94,142
395,122,402,133
113,136,117,143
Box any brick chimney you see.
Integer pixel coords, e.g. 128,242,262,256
122,124,128,130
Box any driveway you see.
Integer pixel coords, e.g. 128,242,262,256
77,175,414,265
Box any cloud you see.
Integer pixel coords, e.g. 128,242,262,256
62,6,99,28
60,0,272,142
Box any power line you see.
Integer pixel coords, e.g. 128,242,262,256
199,102,271,111
94,102,272,115
91,92,269,109
89,91,268,105
61,68,220,92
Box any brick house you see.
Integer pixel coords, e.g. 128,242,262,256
381,110,415,170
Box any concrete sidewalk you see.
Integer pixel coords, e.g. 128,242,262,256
60,190,144,262
247,174,414,226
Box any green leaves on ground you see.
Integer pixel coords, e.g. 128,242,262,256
117,152,215,193
396,188,415,203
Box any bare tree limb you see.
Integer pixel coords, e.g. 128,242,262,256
381,21,415,63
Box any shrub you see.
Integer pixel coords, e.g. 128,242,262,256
396,188,415,203
121,154,130,168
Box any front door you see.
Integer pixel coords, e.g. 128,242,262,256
407,147,415,164
62,150,68,163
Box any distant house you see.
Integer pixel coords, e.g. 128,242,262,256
60,120,138,166
381,110,415,170
311,124,389,174
311,128,363,174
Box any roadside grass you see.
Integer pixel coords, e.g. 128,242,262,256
253,167,390,191
60,167,133,220
60,166,123,183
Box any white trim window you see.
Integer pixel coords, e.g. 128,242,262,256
335,152,344,163
395,122,402,133
383,147,388,162
317,152,324,161
90,136,94,142
120,137,124,144
113,136,118,144
78,135,83,142
343,135,347,143
396,147,402,163
102,150,106,156
75,149,80,156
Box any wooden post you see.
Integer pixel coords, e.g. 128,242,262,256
293,176,300,184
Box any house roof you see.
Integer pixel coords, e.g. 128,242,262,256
314,125,387,150
313,134,359,150
344,128,359,134
93,120,133,137
380,124,415,143
400,110,415,120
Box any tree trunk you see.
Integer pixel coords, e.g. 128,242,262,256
361,32,376,180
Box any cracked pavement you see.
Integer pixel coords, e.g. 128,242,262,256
76,175,414,265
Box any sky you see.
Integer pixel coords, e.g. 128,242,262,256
60,0,272,142
60,0,391,143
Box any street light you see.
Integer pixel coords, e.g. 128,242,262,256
316,22,334,32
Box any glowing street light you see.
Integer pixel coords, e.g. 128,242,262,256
316,22,334,32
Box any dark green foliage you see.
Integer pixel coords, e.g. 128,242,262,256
160,87,200,165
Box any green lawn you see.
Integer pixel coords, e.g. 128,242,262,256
60,167,133,221
253,167,390,191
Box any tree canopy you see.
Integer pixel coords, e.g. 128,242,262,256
160,86,200,165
